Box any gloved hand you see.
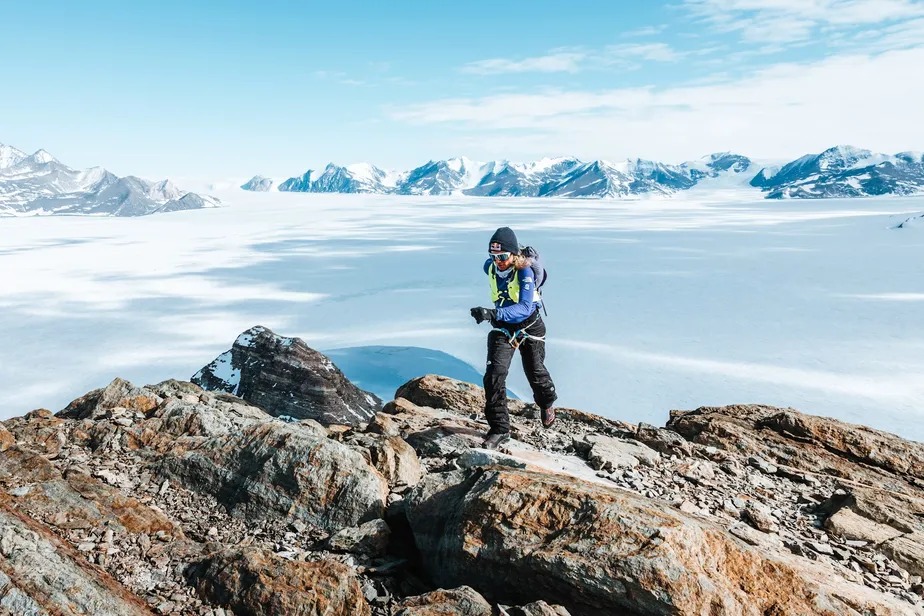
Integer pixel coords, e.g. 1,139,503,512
470,307,497,324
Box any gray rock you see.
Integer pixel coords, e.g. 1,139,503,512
327,519,391,556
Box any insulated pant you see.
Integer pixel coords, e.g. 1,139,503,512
483,312,557,434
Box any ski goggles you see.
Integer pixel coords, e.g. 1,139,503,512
490,252,513,262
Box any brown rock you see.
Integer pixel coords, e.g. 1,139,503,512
348,432,425,489
190,547,370,616
394,585,493,616
667,404,924,494
509,601,572,616
0,425,15,452
59,377,159,420
406,467,911,615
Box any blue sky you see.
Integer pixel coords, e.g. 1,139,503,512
2,0,923,181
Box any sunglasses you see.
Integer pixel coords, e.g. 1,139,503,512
490,252,513,262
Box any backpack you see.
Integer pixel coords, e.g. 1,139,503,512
521,245,548,314
521,245,547,288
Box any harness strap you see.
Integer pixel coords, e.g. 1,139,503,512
490,312,545,349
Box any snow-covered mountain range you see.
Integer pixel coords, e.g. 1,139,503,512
247,153,754,198
245,147,924,199
0,143,219,216
750,146,924,199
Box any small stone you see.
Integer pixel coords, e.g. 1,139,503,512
743,501,779,533
207,527,218,537
159,480,170,495
678,500,699,514
748,456,778,474
9,486,31,497
77,542,96,552
720,462,744,477
809,541,834,556
362,581,378,602
289,520,307,534
832,548,851,561
845,539,868,548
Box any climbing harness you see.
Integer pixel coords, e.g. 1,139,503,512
491,313,545,350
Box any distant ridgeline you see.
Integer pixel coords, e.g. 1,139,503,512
245,146,924,200
0,142,218,217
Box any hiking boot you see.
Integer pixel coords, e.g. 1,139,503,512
540,406,556,428
481,432,510,450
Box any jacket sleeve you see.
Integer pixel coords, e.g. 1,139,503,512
483,258,493,275
495,267,535,322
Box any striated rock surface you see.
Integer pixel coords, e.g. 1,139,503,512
188,547,370,616
1,338,923,616
192,325,381,425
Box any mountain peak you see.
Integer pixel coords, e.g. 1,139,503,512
29,149,57,164
0,144,27,170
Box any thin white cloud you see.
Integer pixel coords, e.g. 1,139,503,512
623,24,669,37
461,50,588,74
605,42,683,62
683,0,924,45
461,43,684,75
390,46,924,161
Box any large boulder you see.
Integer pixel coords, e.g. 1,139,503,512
405,466,911,615
192,325,381,425
189,547,370,616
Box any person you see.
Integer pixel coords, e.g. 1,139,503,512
470,226,557,449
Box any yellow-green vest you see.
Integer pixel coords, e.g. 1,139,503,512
488,264,520,304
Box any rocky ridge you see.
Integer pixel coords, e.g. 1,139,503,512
0,328,922,615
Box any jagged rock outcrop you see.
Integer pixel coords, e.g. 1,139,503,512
192,325,381,425
1,337,923,615
666,404,924,490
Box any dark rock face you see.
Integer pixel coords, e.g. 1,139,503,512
192,325,381,425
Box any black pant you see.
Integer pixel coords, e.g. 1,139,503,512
483,312,557,434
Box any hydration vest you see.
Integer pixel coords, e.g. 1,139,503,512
488,263,541,304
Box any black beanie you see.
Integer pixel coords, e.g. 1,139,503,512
489,227,519,254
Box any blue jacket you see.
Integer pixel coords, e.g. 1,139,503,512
483,258,540,324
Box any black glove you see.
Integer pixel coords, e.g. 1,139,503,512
470,307,496,324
